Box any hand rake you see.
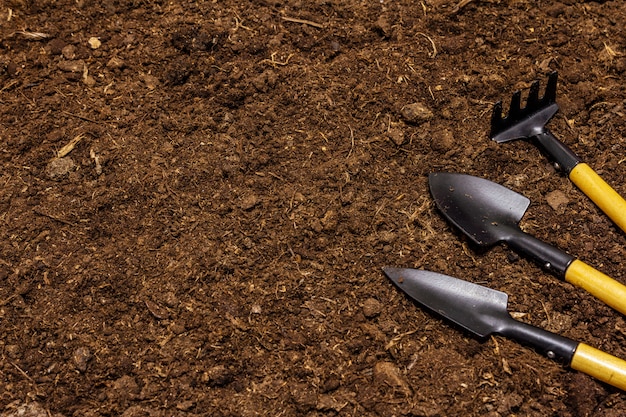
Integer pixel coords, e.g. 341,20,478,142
491,72,626,234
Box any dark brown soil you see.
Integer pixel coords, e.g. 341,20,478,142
2,1,626,416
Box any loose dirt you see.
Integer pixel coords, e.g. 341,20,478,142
2,1,626,416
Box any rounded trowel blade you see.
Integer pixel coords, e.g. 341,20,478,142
428,172,530,246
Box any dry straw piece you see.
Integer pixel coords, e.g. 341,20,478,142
57,134,84,158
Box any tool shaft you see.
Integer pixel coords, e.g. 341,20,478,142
564,259,626,316
569,162,626,234
571,343,626,391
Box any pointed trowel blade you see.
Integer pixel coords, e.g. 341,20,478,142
383,267,511,338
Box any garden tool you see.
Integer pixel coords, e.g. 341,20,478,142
428,172,626,315
490,71,626,234
383,267,626,391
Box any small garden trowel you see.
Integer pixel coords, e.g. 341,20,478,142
383,267,626,391
491,72,626,234
428,172,626,315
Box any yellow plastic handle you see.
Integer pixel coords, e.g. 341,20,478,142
571,343,626,390
565,259,626,316
569,163,626,234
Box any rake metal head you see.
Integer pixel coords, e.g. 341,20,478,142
490,72,560,143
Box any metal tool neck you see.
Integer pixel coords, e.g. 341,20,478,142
498,316,578,364
503,228,575,278
533,130,582,174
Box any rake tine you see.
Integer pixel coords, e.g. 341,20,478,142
527,80,540,108
509,90,522,118
491,101,503,125
543,71,558,104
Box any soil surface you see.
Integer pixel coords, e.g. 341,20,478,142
2,1,626,416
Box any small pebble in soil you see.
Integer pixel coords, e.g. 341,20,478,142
373,361,411,395
362,298,382,318
545,189,569,211
61,44,76,60
170,321,186,335
112,375,140,398
386,127,405,146
72,346,92,372
58,59,84,73
240,194,259,210
46,157,76,180
401,102,434,124
48,38,67,55
88,37,101,49
431,128,454,153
